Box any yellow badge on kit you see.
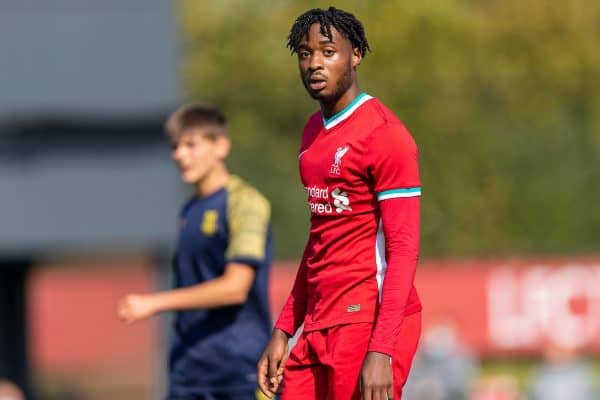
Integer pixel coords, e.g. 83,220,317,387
200,210,219,235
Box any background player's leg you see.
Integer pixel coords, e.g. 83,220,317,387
206,390,262,400
392,312,422,398
281,331,326,400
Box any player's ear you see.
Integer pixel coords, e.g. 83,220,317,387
352,47,362,68
215,135,231,160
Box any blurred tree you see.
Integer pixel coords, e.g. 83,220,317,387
178,0,600,259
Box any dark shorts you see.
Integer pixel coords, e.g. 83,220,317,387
167,388,270,400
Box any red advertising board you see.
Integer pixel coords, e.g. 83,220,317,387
271,257,600,357
30,256,600,372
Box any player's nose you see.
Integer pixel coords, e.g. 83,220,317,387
171,146,185,161
308,52,323,70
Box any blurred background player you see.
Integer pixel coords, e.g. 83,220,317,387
0,379,25,400
117,104,273,400
404,318,478,400
258,7,422,400
528,338,598,400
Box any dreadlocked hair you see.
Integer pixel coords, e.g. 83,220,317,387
287,7,370,58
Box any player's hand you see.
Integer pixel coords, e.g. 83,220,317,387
117,293,156,323
360,351,394,400
257,328,289,398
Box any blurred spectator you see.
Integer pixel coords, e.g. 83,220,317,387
404,318,478,400
528,339,597,400
470,375,522,400
0,379,24,400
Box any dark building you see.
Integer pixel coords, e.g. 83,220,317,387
0,2,181,397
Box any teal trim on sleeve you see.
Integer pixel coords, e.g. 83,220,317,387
377,187,421,201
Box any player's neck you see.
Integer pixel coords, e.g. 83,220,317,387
195,164,230,197
320,85,361,119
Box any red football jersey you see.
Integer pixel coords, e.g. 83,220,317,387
275,93,422,353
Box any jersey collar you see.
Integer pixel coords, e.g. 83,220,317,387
322,92,373,130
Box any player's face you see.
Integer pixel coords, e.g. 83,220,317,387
170,129,229,185
297,23,362,103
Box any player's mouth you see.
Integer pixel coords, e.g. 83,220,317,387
308,75,327,91
179,167,197,182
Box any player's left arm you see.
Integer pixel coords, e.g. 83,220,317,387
360,122,421,399
118,185,271,324
367,196,419,353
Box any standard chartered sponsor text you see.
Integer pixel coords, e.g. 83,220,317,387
309,201,334,214
305,185,351,214
304,184,329,199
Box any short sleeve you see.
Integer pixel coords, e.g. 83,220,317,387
226,179,271,266
367,123,421,200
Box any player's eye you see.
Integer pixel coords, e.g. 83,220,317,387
298,50,310,59
182,140,196,149
323,49,335,56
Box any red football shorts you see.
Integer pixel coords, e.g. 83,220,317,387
281,311,421,400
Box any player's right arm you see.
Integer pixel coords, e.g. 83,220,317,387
258,120,316,397
269,120,315,337
273,247,309,336
257,327,289,398
258,245,310,397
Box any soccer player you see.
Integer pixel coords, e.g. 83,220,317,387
117,104,273,400
257,7,422,400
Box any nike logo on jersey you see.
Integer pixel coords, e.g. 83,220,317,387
346,304,361,313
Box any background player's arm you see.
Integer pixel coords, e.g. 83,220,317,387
118,180,271,324
117,262,255,323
